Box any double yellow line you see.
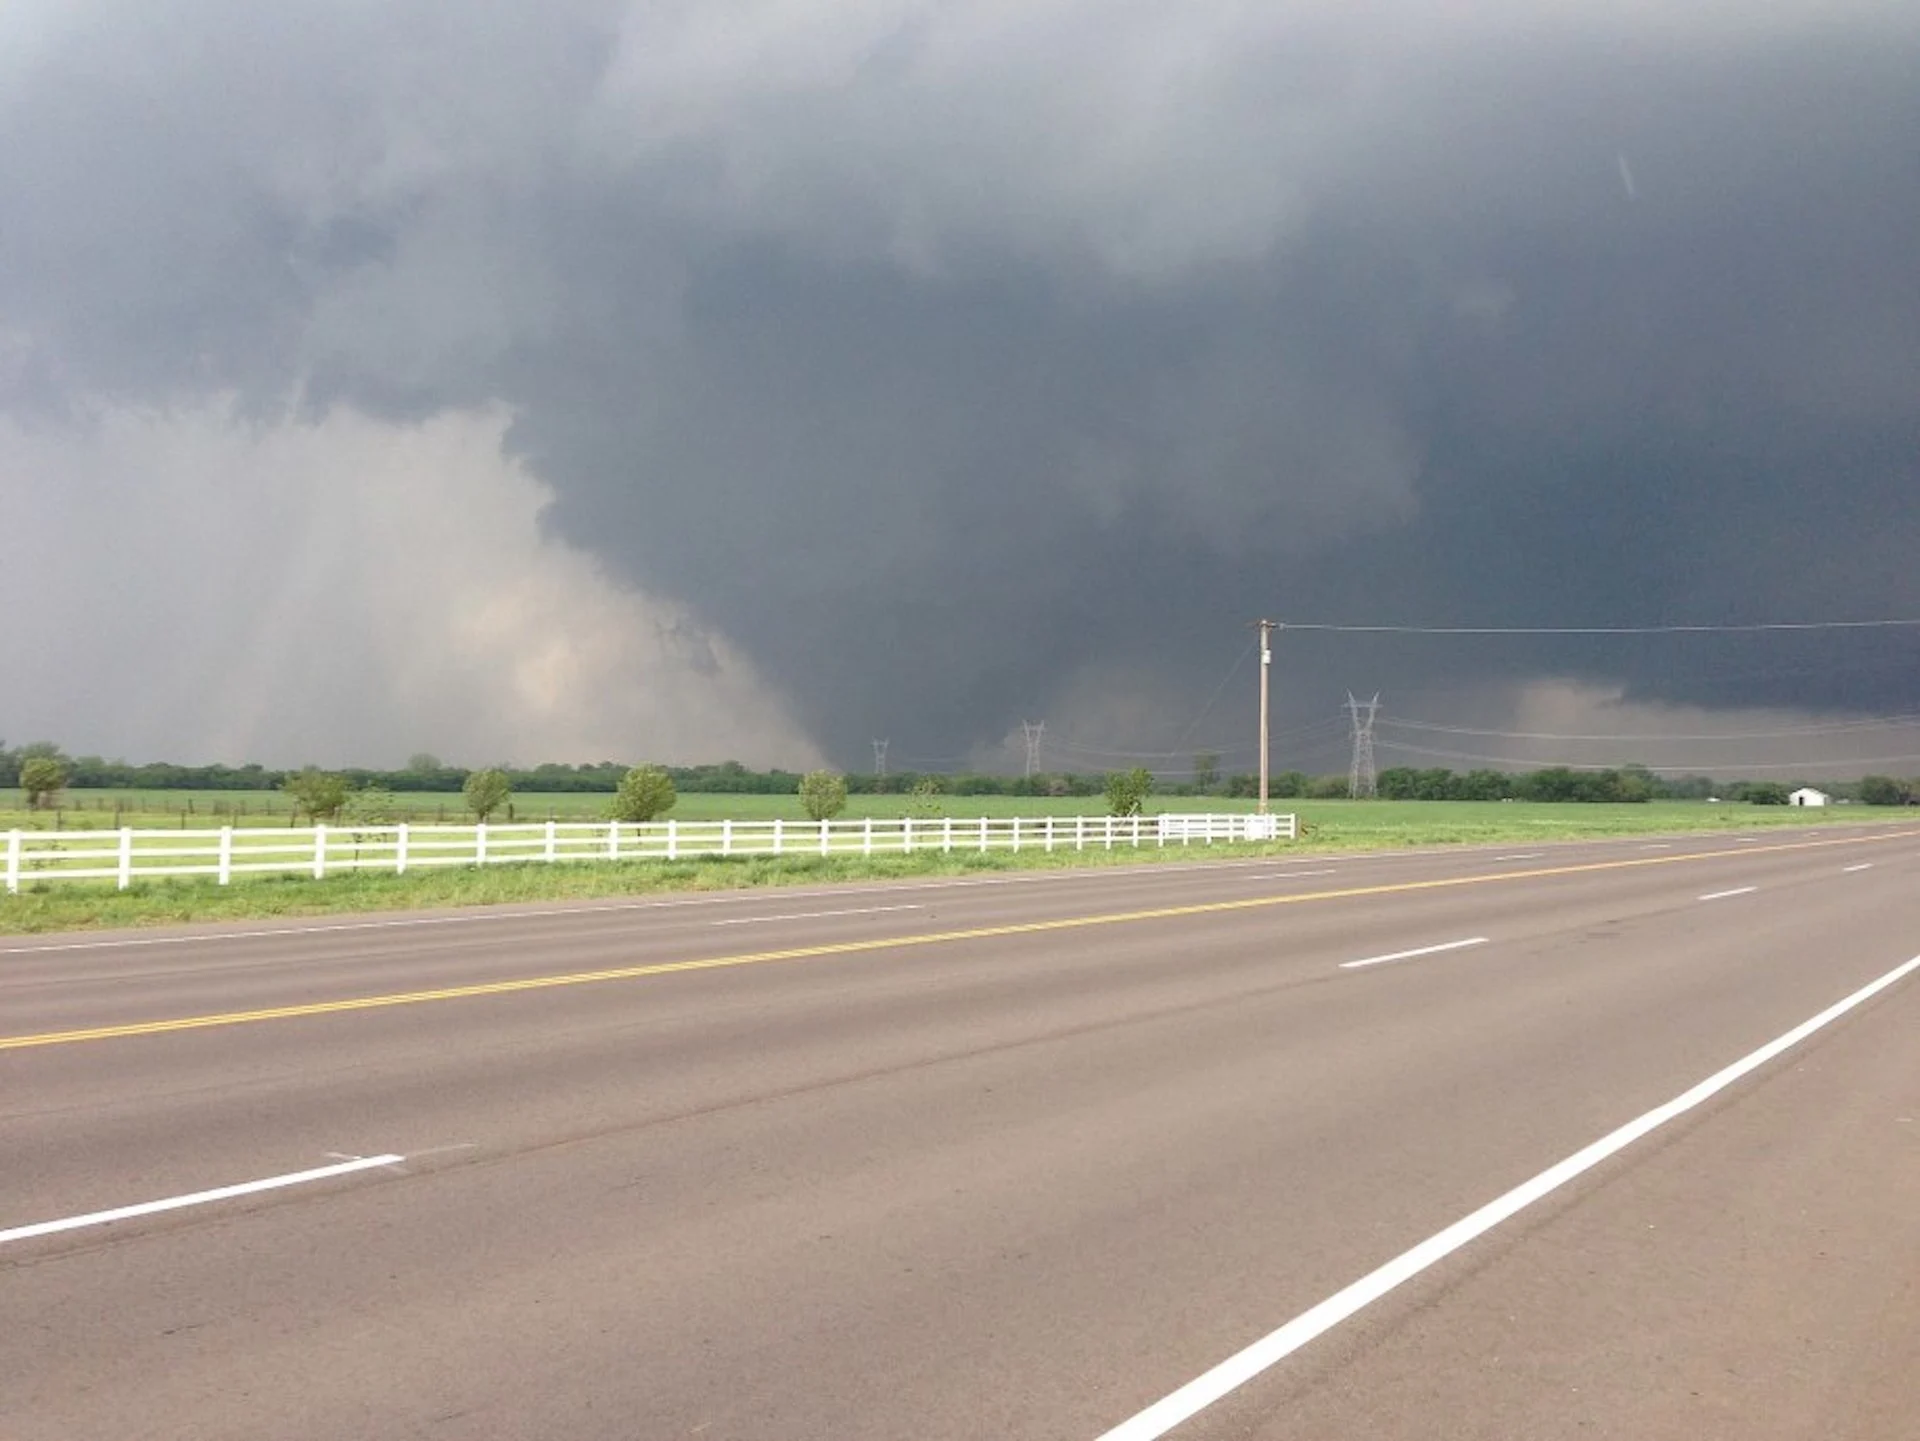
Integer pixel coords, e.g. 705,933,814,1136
6,829,1912,1051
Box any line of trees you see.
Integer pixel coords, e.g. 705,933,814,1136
6,740,1916,807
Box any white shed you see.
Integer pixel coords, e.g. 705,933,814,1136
1789,787,1831,807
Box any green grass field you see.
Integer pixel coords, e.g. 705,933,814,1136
0,788,1144,830
0,791,1898,935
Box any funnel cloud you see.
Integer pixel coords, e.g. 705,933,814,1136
3,1,1916,773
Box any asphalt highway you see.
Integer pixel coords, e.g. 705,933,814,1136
5,824,1919,1439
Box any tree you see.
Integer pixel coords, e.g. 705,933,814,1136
1104,766,1153,817
798,769,849,821
405,752,444,774
1193,751,1220,794
463,767,512,821
1858,774,1907,806
1745,782,1790,806
283,768,348,821
612,764,676,822
20,755,67,810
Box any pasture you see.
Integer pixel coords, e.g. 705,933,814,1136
0,788,1879,839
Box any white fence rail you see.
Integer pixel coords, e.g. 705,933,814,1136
3,812,1296,893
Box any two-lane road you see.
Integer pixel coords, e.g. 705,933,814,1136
5,825,1919,1439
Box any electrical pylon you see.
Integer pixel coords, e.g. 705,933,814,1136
1347,692,1380,799
1020,720,1045,779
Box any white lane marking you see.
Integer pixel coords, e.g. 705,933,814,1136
0,1154,405,1246
710,904,924,927
1641,843,1673,849
1698,886,1758,901
1340,937,1490,971
1251,870,1337,881
1094,950,1920,1441
1494,853,1542,861
2,824,1904,956
1844,863,1874,873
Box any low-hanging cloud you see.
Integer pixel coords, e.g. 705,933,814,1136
2,0,1916,769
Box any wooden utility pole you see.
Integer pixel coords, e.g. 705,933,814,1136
1255,619,1278,815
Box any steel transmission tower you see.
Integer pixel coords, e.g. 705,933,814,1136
1346,692,1381,799
1021,720,1046,779
871,739,889,787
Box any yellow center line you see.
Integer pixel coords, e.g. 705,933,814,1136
6,828,1914,1051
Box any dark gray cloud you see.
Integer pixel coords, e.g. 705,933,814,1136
3,1,1917,771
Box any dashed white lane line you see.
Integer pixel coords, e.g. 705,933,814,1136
1251,870,1338,881
1494,853,1542,862
1698,886,1758,902
1340,937,1490,971
710,905,924,927
1641,843,1673,849
1092,949,1920,1441
1844,863,1874,873
0,1154,405,1246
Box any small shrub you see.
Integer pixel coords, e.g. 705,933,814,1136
1104,766,1153,817
798,770,849,821
612,764,677,822
463,767,512,822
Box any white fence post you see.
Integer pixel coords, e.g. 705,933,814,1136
772,818,782,856
607,821,620,860
312,823,327,880
4,829,19,895
475,822,487,867
1076,815,1085,851
117,827,134,889
722,818,733,856
218,826,234,885
667,818,678,861
903,817,913,854
395,822,409,876
545,819,558,863
978,816,988,853
1044,817,1054,853
1104,817,1113,850
863,818,873,856
1012,817,1021,853
1131,815,1141,848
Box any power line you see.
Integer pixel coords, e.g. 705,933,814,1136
1172,636,1257,751
1280,618,1920,636
1375,738,1920,773
1379,712,1920,743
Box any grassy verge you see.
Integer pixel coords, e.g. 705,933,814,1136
0,842,1303,935
0,800,1897,936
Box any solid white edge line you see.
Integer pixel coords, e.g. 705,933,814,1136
1093,950,1920,1441
1844,863,1874,873
1339,937,1489,971
711,904,924,926
1698,886,1759,901
0,1154,405,1246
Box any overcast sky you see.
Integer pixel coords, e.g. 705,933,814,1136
3,1,1917,775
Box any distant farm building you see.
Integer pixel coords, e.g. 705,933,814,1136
1788,787,1831,807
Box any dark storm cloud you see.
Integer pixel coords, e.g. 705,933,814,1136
3,1,1917,768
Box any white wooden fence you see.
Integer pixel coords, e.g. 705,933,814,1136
2,812,1296,893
